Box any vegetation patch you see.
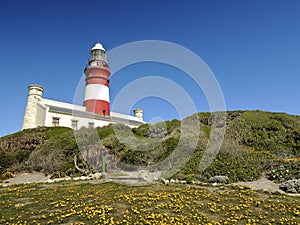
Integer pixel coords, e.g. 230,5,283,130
279,179,300,193
0,182,299,224
0,111,299,189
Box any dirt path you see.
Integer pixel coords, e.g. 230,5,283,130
0,171,162,187
232,176,292,194
233,177,300,196
2,172,299,197
1,172,50,186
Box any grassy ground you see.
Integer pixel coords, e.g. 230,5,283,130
0,181,299,225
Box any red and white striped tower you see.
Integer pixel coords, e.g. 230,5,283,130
84,42,110,116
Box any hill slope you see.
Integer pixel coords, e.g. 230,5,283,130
0,110,299,183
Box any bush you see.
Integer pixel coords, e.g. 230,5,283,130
208,175,229,184
184,174,195,184
132,124,150,137
165,119,181,134
50,171,67,179
181,149,276,183
97,124,115,139
267,161,300,183
279,179,300,193
0,152,14,171
1,168,14,179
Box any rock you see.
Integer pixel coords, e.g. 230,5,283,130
170,179,175,183
152,177,159,182
92,173,102,180
73,177,80,181
161,178,169,185
280,179,300,193
80,176,87,181
53,177,70,182
138,170,148,181
138,175,147,181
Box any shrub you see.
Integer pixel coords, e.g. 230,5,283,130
184,174,195,184
208,175,229,184
0,152,14,171
279,179,300,193
97,124,115,139
165,119,181,134
267,160,300,183
50,170,67,179
1,168,14,179
132,124,150,137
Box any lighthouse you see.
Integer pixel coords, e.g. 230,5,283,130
22,41,144,131
83,42,111,116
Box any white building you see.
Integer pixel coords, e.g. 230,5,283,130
22,43,144,130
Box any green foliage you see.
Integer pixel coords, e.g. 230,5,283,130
0,127,80,177
286,128,300,156
200,150,276,183
1,182,299,224
160,138,179,159
0,110,299,183
0,150,31,174
183,174,195,184
97,125,114,139
201,125,211,138
132,123,150,137
50,170,67,179
165,119,181,134
44,126,72,139
2,126,46,138
267,160,300,183
0,152,14,171
58,160,80,176
280,179,300,193
227,111,299,157
28,129,78,175
178,146,277,183
120,138,180,166
1,168,14,179
96,123,132,140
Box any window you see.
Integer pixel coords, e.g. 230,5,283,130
88,122,94,129
52,117,60,127
71,120,78,130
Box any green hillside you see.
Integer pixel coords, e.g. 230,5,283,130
1,110,299,183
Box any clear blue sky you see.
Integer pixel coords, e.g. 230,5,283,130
0,0,300,137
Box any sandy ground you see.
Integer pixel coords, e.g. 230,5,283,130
1,172,299,196
233,176,284,193
2,172,50,186
233,176,300,196
106,170,163,185
0,171,162,187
